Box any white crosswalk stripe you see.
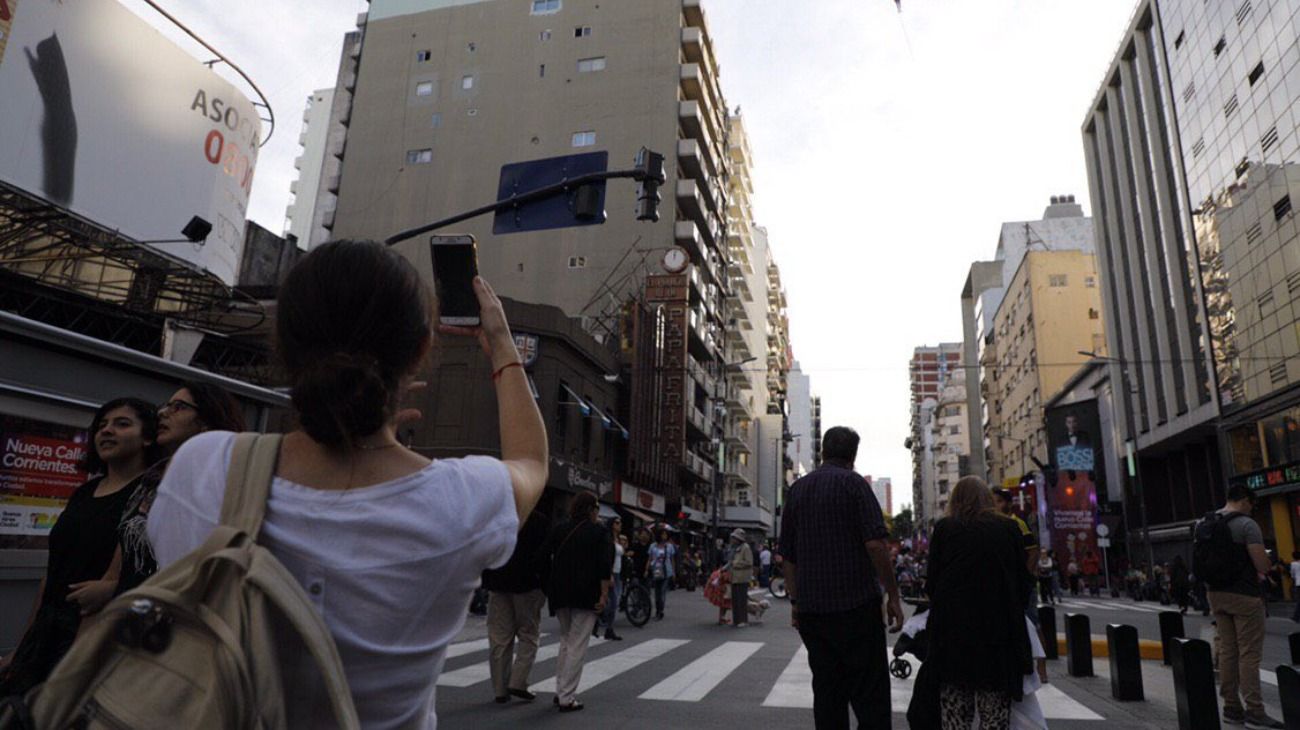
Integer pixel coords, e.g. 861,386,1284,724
443,633,549,659
529,638,690,694
639,641,764,701
437,636,595,688
1056,599,1166,614
439,634,1110,718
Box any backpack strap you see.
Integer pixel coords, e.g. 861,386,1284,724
219,433,283,540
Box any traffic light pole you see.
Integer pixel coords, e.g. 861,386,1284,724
385,148,665,246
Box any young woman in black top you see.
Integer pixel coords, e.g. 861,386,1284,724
0,398,161,695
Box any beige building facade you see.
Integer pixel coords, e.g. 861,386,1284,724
985,250,1107,487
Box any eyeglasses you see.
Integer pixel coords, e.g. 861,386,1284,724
158,400,198,415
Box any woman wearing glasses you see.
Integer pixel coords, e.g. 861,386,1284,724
67,383,245,614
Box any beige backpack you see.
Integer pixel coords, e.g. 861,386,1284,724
1,433,360,729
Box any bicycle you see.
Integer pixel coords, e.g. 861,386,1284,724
768,575,788,599
622,578,652,627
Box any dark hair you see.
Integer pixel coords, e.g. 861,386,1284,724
569,491,598,520
822,426,860,463
83,397,163,474
179,381,246,433
1226,483,1255,503
276,240,435,449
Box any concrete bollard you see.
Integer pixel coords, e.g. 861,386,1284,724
1279,665,1300,730
1106,624,1144,701
1038,604,1058,660
1065,613,1093,677
1291,632,1300,666
1170,639,1220,730
1159,611,1185,666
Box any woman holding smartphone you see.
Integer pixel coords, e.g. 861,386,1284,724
147,240,548,729
0,398,161,695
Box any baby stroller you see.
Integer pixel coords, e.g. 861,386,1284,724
889,599,930,679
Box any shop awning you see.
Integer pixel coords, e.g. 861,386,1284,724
598,503,620,520
560,384,591,416
623,507,659,524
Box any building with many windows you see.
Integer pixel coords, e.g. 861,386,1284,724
1083,0,1300,563
983,250,1108,488
906,343,961,526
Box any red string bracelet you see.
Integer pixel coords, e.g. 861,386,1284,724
492,362,524,382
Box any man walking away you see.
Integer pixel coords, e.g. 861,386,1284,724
780,427,903,730
539,492,612,713
483,508,551,703
759,542,773,588
1193,485,1282,729
1290,551,1300,623
726,529,754,627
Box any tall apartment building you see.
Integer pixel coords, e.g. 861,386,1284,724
872,477,894,516
329,0,764,530
1084,0,1300,561
962,197,1095,482
786,360,815,479
285,23,364,250
906,343,961,525
928,367,969,519
983,250,1107,487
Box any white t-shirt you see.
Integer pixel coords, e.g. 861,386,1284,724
1291,560,1300,586
759,548,772,567
147,432,518,730
613,541,624,575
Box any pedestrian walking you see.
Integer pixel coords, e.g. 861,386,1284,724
0,398,162,696
1035,552,1056,606
759,542,773,588
483,508,551,704
908,476,1033,730
594,517,625,641
726,529,754,627
779,427,902,730
1290,551,1300,623
1081,549,1101,596
146,241,550,728
647,529,676,620
1066,556,1080,596
1170,555,1191,615
1193,484,1283,728
539,492,612,713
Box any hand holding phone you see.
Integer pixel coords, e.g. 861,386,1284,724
431,235,481,326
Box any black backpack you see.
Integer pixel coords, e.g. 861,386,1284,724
1192,511,1248,590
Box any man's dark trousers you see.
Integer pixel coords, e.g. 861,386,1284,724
797,601,890,729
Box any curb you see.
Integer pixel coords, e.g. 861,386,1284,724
1053,636,1164,661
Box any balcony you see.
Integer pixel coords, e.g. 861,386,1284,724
682,450,714,483
686,354,716,394
680,64,727,144
676,180,707,227
722,503,773,529
682,0,705,30
676,220,706,262
326,173,341,194
289,180,299,196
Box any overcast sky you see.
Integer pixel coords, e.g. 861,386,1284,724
123,0,1140,513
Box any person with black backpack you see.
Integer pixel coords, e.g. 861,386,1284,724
1192,484,1281,729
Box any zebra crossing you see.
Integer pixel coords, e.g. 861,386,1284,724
1053,598,1172,614
436,633,1106,719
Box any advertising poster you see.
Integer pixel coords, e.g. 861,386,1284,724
1045,400,1104,568
0,0,261,284
0,414,90,549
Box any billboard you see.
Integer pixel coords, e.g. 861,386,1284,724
0,414,91,549
0,0,261,285
1045,400,1104,568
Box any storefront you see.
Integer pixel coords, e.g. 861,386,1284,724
1224,405,1300,599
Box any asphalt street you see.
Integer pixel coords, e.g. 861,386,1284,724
433,587,1297,728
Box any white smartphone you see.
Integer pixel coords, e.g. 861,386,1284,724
430,234,481,326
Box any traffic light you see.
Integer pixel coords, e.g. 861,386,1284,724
634,147,666,222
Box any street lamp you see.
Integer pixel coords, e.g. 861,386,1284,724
710,355,757,569
1079,350,1156,575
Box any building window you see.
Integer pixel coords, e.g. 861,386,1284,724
1049,274,1067,287
467,109,478,116
539,29,552,41
430,112,442,128
949,426,960,435
1248,61,1265,87
577,56,606,73
461,75,474,90
574,26,592,37
539,64,546,77
1275,195,1292,221
405,148,433,164
1088,308,1099,320
415,81,434,97
1084,275,1097,288
568,256,586,268
531,0,561,14
1213,35,1227,58
1173,30,1185,49
467,42,477,52
416,50,432,62
571,130,596,147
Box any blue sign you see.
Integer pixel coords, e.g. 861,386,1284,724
493,151,609,234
